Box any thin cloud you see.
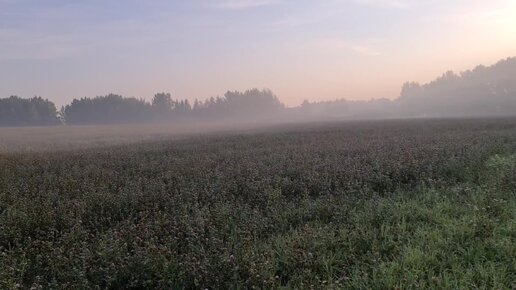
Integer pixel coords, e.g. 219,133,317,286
216,0,277,10
350,0,410,8
312,38,384,57
350,45,383,56
0,29,88,61
265,13,326,30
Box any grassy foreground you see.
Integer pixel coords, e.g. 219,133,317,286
0,119,515,289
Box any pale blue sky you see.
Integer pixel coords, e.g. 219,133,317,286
1,0,515,106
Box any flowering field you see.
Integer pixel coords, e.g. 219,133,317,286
1,119,515,289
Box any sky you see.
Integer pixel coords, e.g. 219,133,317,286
1,0,515,106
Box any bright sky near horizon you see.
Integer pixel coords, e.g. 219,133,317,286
1,0,515,106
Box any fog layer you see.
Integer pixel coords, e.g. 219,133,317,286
1,57,516,126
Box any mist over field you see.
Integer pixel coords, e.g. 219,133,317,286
1,0,516,289
2,57,516,128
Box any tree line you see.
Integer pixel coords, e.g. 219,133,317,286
296,57,516,119
0,89,283,126
0,96,60,126
2,57,516,126
398,57,516,117
60,89,284,125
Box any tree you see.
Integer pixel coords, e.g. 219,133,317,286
0,96,59,126
152,93,173,112
63,94,152,124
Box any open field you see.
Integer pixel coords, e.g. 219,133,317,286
0,120,356,153
1,119,515,289
0,122,272,153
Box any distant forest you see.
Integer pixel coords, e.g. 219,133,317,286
2,57,516,126
0,96,60,126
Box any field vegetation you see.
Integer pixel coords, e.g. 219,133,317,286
0,119,515,289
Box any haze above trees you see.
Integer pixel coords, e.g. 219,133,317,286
2,57,516,126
